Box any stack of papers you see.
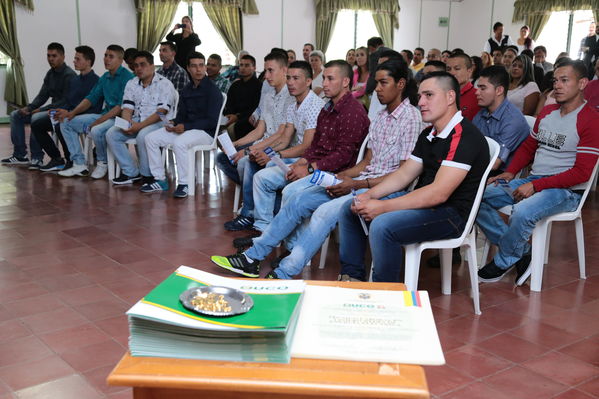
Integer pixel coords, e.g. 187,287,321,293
127,266,305,363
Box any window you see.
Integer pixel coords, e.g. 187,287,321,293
325,9,379,62
0,51,9,65
153,2,236,67
536,10,594,63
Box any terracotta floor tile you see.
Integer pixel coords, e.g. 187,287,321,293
3,293,66,319
14,374,103,399
0,282,48,302
552,389,598,399
476,305,532,331
94,316,130,347
522,351,599,386
483,366,568,399
541,309,599,336
36,273,94,293
441,381,514,399
510,321,586,350
0,355,75,391
39,323,110,354
20,306,88,334
437,315,502,344
0,319,31,343
444,344,514,379
56,285,117,307
60,339,125,373
423,364,473,396
558,335,599,367
73,298,130,322
0,336,52,368
83,365,130,395
107,389,133,398
475,332,551,363
577,376,599,398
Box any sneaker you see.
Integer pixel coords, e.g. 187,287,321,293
478,260,513,283
265,270,279,279
224,215,255,231
515,252,532,286
270,253,289,269
58,163,89,177
232,235,257,249
27,159,43,170
173,184,189,198
40,158,66,172
112,173,141,185
140,179,169,193
91,162,108,179
141,176,155,185
337,274,362,282
1,156,29,165
64,160,73,170
211,253,260,278
427,248,462,268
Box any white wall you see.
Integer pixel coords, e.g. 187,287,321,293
7,0,526,112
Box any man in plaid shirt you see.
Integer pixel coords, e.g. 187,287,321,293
157,41,189,93
207,54,231,93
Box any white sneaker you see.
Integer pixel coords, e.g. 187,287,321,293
91,162,108,179
58,163,89,177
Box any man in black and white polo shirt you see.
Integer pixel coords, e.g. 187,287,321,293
337,71,490,282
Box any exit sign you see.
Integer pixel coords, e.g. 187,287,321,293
439,17,449,27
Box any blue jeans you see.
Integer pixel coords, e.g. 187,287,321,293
476,175,581,269
236,156,263,217
60,114,113,165
215,143,253,185
10,110,44,160
252,158,298,232
106,122,163,177
245,175,341,278
339,191,465,282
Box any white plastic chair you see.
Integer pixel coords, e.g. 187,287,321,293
487,159,599,292
186,92,227,196
318,135,370,269
399,137,499,315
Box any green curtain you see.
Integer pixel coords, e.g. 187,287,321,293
526,13,551,41
315,12,338,53
135,0,181,53
203,2,243,55
594,9,598,23
513,0,599,22
1,0,28,110
314,0,400,50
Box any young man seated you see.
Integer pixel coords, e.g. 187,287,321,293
249,60,325,233
106,51,176,186
476,60,599,285
217,51,294,231
446,53,480,120
142,52,223,198
211,59,372,278
338,72,489,282
156,41,189,93
58,45,134,178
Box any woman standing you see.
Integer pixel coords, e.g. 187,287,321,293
166,16,201,67
346,49,356,68
351,47,369,100
507,55,540,116
310,50,326,98
516,25,535,54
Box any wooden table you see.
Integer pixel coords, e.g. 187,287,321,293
107,280,430,399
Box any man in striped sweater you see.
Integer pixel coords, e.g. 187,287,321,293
477,59,599,285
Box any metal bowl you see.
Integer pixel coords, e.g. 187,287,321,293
180,286,254,317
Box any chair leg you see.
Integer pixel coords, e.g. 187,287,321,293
187,150,196,196
107,147,116,181
403,245,422,291
544,223,552,264
319,234,330,270
530,222,550,292
574,217,586,279
233,185,241,215
369,260,374,282
464,236,481,315
440,248,452,295
212,149,222,189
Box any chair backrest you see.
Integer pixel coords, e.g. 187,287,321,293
455,137,500,241
169,90,180,120
209,92,228,147
356,134,369,164
569,158,599,214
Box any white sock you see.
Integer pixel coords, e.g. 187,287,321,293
242,252,254,263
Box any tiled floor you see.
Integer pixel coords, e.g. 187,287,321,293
0,126,597,399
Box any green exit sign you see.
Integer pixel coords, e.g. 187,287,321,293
439,17,449,27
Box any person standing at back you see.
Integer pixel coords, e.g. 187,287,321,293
166,16,201,68
483,22,515,55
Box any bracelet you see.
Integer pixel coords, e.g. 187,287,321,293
366,178,370,188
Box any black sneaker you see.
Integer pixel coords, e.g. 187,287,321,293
40,158,66,172
211,254,260,278
265,270,279,279
141,176,155,185
112,173,142,185
173,184,189,198
515,252,532,286
427,248,462,268
270,253,288,269
233,235,257,249
27,159,43,170
224,215,255,231
478,260,513,283
1,156,29,165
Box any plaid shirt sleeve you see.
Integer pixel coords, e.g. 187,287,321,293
173,68,190,92
399,106,423,160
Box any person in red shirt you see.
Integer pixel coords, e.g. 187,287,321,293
446,53,481,120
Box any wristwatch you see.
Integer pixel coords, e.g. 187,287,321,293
307,164,315,174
